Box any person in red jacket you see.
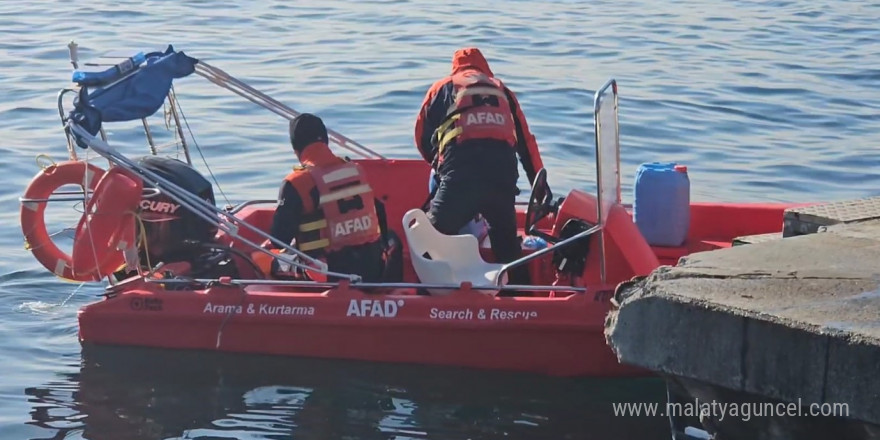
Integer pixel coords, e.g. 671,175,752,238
267,113,388,282
414,47,543,285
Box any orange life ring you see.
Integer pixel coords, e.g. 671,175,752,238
72,167,144,278
20,161,107,281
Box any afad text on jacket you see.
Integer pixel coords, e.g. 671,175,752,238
431,69,518,156
284,143,381,254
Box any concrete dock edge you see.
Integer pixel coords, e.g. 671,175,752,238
605,218,880,439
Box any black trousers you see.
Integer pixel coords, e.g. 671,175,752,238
326,240,386,283
428,177,530,285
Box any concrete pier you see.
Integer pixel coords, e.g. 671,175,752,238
605,201,880,440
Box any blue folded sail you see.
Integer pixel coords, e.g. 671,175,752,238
68,45,199,147
72,52,147,87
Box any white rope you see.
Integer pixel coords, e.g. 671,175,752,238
80,149,106,283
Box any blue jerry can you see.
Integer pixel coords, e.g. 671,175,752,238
633,162,690,247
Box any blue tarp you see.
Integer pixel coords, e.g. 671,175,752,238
68,45,199,148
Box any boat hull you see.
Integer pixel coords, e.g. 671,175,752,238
76,196,799,377
78,282,644,377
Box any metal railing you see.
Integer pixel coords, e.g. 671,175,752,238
67,122,359,282
193,61,386,160
593,78,621,284
145,277,587,293
492,78,620,286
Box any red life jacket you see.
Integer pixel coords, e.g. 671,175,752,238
432,70,518,157
284,143,381,254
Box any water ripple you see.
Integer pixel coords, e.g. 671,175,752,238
0,0,879,438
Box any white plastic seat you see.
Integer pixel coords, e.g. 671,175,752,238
401,209,507,296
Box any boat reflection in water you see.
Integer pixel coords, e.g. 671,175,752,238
25,346,669,439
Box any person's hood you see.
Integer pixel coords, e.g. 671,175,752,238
451,47,494,76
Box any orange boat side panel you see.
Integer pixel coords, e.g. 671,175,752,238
644,202,802,265
78,284,643,377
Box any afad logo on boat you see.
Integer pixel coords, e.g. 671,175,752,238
346,299,404,318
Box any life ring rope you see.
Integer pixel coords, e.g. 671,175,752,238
23,223,78,252
35,153,57,171
135,213,153,273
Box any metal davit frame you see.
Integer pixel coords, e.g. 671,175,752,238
493,79,621,286
69,120,587,294
66,122,356,281
60,43,386,166
61,42,193,165
58,42,588,294
193,61,386,160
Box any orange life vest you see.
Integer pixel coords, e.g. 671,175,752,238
284,143,381,254
432,70,518,156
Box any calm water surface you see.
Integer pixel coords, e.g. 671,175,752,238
1,1,878,439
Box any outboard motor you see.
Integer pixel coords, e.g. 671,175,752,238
135,156,217,268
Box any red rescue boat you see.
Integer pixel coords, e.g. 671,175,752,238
20,43,798,377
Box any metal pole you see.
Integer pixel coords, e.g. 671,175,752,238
493,223,603,285
67,122,359,281
593,78,617,285
64,42,80,161
193,62,386,160
166,86,192,165
142,118,158,155
146,277,588,293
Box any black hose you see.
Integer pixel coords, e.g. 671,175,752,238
194,242,267,280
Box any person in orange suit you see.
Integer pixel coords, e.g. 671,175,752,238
265,113,388,282
414,47,543,285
